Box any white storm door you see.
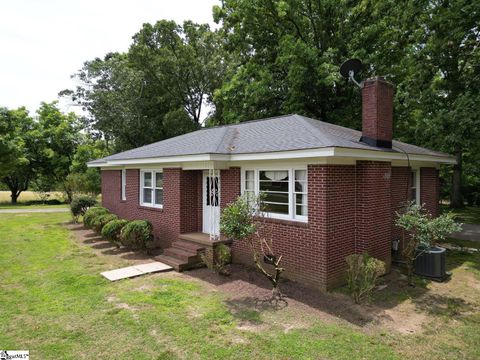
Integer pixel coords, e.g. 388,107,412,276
202,171,220,236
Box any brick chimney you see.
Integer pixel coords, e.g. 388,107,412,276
361,77,394,148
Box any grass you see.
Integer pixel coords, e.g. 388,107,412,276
0,213,479,359
441,204,480,224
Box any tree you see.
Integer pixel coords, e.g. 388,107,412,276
64,20,225,152
221,195,285,303
0,107,39,203
36,102,82,203
67,140,109,195
402,0,480,208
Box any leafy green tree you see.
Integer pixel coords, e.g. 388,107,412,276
0,107,40,203
67,140,109,195
402,0,480,208
64,20,224,152
36,102,82,203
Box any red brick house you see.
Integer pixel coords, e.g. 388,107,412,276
88,77,455,290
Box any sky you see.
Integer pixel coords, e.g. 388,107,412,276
0,0,219,115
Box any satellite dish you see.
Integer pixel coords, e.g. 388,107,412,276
340,58,363,88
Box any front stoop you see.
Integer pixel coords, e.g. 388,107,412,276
154,233,232,272
154,238,206,271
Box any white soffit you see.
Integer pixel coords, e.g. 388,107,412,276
89,146,456,168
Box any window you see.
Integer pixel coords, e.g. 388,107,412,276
140,170,163,208
294,170,307,217
121,169,126,201
410,170,420,204
242,168,308,221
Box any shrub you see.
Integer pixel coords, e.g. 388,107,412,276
346,253,385,304
395,202,461,285
200,243,232,276
120,220,153,252
70,195,97,222
83,206,109,228
92,213,118,233
101,219,129,247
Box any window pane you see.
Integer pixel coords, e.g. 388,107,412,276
143,172,152,187
296,193,307,205
263,192,289,204
245,170,254,181
260,181,289,192
143,188,152,203
155,172,163,188
206,177,210,206
411,189,416,202
260,171,288,181
295,181,306,193
245,180,254,191
295,170,306,181
265,203,289,215
155,189,163,205
296,205,307,216
410,171,415,186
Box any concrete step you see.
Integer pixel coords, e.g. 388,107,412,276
154,255,188,272
164,247,199,262
172,239,205,253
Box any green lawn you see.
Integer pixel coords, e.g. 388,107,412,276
0,203,68,209
0,213,479,359
442,204,480,224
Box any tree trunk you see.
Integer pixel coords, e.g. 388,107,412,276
451,147,463,208
11,191,19,204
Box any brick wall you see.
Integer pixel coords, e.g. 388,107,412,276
355,161,392,267
421,167,440,217
391,166,410,241
101,168,202,248
361,77,394,146
100,162,441,290
228,165,359,290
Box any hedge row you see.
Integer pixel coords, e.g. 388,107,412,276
82,206,153,252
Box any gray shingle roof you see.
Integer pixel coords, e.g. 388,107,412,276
97,114,451,162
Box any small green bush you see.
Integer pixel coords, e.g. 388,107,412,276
92,213,118,233
200,243,232,276
120,220,153,252
346,253,385,304
101,219,129,247
70,195,97,222
83,206,109,228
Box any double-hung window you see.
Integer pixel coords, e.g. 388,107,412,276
121,169,126,201
410,170,420,204
140,170,163,208
242,168,307,222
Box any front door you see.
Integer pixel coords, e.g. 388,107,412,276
202,171,220,236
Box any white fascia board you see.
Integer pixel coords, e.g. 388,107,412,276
228,147,336,161
333,148,456,164
88,146,455,168
87,154,230,168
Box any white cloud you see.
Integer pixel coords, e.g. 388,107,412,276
0,0,219,115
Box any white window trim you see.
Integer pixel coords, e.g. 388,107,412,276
411,169,421,205
121,169,126,201
139,169,163,209
241,167,308,222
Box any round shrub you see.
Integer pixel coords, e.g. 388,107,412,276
101,219,129,246
120,220,153,252
92,213,118,233
83,206,109,228
70,195,97,222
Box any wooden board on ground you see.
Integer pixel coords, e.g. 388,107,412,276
101,261,173,281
